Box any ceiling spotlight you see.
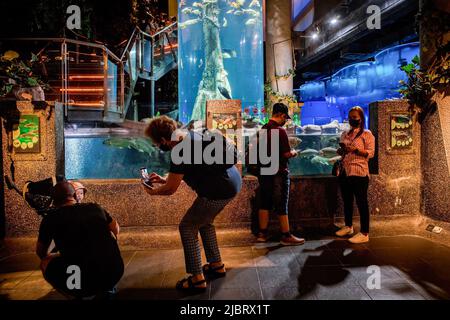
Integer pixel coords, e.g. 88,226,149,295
311,32,319,40
330,17,339,25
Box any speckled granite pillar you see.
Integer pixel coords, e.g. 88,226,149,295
368,100,422,217
421,91,450,222
419,1,450,223
1,102,64,236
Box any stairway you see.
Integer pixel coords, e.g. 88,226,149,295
7,24,178,123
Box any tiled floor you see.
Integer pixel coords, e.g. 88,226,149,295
1,235,450,300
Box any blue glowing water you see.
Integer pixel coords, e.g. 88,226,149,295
65,136,170,179
178,0,264,123
298,42,420,127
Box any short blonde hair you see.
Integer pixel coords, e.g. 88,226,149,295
144,115,177,144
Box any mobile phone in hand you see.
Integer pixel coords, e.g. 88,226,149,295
140,167,149,180
140,168,153,188
142,179,153,189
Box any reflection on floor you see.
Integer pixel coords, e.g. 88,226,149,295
1,235,450,300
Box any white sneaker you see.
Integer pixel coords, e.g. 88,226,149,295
335,226,354,237
348,232,369,244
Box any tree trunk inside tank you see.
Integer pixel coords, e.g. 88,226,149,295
190,0,232,121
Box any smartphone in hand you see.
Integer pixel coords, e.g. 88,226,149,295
140,168,153,189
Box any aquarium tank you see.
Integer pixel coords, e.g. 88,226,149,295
65,129,171,179
178,0,264,123
287,42,420,176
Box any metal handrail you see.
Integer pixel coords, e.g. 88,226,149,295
150,22,177,38
136,22,177,40
3,22,178,120
119,28,139,61
7,37,122,62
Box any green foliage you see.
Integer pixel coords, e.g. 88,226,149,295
399,47,450,121
0,51,50,97
264,80,297,116
275,69,296,81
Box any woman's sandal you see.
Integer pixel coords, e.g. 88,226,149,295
175,276,207,293
202,263,226,279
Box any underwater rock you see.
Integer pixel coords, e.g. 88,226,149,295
302,124,322,133
321,120,340,131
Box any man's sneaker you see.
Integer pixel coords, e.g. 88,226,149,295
256,232,268,243
348,232,369,244
335,226,354,237
280,235,305,246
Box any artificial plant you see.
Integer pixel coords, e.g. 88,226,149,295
399,46,450,122
0,51,50,98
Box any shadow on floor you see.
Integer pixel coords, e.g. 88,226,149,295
293,237,450,300
1,235,450,300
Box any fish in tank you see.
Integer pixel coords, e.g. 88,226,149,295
65,134,171,180
178,0,264,123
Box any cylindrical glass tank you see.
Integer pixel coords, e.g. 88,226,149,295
178,0,264,123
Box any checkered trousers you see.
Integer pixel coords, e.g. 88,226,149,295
179,196,233,275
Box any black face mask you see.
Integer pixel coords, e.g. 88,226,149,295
349,119,361,128
159,143,171,152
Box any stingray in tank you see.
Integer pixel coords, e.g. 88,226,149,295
180,0,262,121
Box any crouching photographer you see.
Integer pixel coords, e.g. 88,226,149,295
36,181,124,299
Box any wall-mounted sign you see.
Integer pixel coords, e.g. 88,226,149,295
390,114,413,150
206,100,243,172
13,114,41,153
206,100,242,147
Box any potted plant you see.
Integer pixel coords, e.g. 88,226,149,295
0,50,49,101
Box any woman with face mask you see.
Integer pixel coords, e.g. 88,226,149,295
142,116,242,293
335,106,375,244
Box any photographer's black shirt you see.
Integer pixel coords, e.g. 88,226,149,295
169,131,242,200
38,203,123,272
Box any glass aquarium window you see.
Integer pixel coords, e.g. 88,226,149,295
299,42,420,129
178,0,264,123
65,130,170,180
288,131,342,176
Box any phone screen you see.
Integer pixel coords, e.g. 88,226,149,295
140,168,149,180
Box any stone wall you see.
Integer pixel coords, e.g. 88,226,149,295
369,100,422,218
419,0,450,223
421,91,450,222
1,102,64,236
1,101,425,237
